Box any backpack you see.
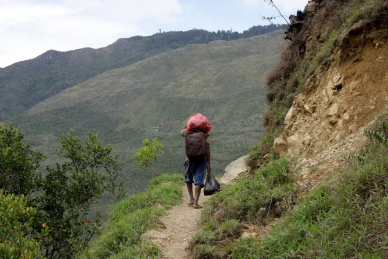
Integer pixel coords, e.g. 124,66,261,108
185,130,207,159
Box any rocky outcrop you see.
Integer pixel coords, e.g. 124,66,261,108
220,155,250,184
274,19,388,184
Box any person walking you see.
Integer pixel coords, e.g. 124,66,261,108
181,113,212,209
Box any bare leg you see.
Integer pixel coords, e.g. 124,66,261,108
186,183,194,206
193,185,202,208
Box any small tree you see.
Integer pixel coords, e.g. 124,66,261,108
34,130,126,259
0,123,45,196
0,123,126,259
0,191,45,259
135,138,163,175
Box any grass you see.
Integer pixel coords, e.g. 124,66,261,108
188,156,297,258
78,173,183,259
230,129,388,258
246,125,284,169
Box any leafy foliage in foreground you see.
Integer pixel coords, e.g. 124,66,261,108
0,123,45,196
79,173,183,259
0,122,125,259
0,191,44,259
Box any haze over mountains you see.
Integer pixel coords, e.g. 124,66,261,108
1,26,286,192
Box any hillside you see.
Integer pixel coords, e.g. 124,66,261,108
12,30,285,193
0,25,285,120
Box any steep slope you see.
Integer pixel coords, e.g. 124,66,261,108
182,1,388,258
274,5,388,186
0,25,284,120
13,31,285,192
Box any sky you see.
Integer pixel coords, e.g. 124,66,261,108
0,0,308,68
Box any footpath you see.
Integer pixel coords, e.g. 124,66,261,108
142,186,211,259
141,156,248,258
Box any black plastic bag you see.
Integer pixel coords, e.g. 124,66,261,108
204,172,221,196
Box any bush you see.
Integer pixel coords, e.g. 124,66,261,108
0,123,45,196
0,123,125,259
0,191,44,259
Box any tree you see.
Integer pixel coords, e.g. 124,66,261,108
0,190,45,259
0,123,45,196
0,123,125,259
135,138,163,175
34,130,126,259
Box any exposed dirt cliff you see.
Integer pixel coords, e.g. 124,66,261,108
274,1,388,187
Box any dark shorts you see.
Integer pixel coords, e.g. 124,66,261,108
184,158,207,187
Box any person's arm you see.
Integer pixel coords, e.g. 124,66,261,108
206,144,211,172
181,128,188,137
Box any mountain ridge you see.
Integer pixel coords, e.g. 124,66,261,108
0,25,285,120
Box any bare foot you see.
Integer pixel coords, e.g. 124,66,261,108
193,205,203,209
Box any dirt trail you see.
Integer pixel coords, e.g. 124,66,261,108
157,186,211,259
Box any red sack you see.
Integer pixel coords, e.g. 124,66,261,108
187,113,212,133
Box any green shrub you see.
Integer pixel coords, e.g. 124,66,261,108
0,191,43,259
0,123,45,196
0,123,128,258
